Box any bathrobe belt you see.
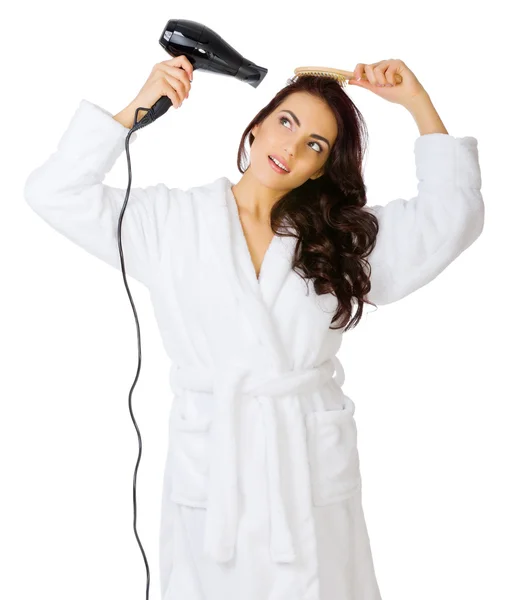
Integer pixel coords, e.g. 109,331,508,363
169,355,345,564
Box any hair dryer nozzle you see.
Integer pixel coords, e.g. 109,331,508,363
237,59,268,88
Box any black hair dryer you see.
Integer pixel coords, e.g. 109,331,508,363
131,19,268,132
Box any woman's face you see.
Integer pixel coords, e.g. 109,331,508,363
249,91,338,192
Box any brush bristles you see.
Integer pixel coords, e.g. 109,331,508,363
293,67,349,88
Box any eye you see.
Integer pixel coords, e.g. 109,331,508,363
279,116,322,153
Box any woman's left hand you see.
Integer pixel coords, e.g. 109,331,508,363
348,59,428,108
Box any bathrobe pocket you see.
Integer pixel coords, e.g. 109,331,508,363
169,405,212,509
305,395,362,506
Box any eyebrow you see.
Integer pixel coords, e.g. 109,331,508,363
280,109,332,150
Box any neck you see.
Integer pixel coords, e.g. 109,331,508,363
231,168,287,223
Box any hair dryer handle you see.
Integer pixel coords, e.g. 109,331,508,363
151,96,173,119
131,95,172,132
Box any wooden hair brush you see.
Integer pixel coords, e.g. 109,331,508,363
293,65,403,88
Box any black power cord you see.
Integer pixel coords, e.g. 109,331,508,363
116,100,172,600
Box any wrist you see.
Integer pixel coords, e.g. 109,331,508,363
113,104,138,130
404,91,449,135
402,88,432,112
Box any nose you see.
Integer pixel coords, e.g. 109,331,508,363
283,140,296,158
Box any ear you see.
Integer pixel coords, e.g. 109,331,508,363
251,123,260,137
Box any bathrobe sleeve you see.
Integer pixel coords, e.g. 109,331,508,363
23,99,175,288
364,133,485,306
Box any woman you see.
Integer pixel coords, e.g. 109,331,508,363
24,56,485,600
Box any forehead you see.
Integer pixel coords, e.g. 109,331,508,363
275,92,337,139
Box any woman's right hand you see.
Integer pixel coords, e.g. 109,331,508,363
131,55,194,111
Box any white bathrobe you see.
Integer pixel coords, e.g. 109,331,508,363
24,99,485,600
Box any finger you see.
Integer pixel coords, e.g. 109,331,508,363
383,59,402,85
177,55,194,81
174,60,192,86
353,63,366,80
161,75,182,107
159,69,186,105
163,56,194,82
368,60,394,86
384,67,397,86
364,64,378,86
159,64,191,98
372,65,389,86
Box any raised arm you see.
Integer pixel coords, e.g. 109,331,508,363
23,99,176,288
364,132,484,305
23,56,194,289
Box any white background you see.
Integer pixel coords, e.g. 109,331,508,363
3,1,510,599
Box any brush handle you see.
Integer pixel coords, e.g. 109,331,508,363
343,69,403,84
294,66,403,84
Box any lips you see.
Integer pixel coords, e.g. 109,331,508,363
269,154,291,172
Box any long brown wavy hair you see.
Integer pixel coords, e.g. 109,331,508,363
236,74,380,331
